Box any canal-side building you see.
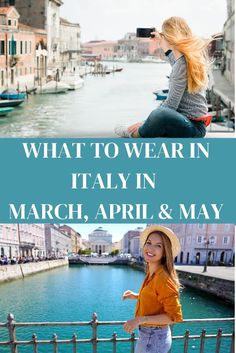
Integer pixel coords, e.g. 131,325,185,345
0,224,46,259
59,224,82,254
116,33,139,62
88,227,112,255
159,224,235,265
13,0,63,70
44,224,71,258
18,224,46,258
115,33,166,62
223,0,235,84
121,227,143,256
81,238,90,250
0,6,47,90
60,17,81,71
137,38,165,60
0,224,19,258
83,40,117,61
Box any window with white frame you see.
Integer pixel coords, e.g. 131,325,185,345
223,236,229,245
197,235,203,243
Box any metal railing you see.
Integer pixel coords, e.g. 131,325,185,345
0,313,234,353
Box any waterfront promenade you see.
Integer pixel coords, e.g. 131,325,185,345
206,69,235,138
0,259,68,283
176,265,235,281
212,70,235,109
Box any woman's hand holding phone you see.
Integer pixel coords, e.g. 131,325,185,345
151,30,171,52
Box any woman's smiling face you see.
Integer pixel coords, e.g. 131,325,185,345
143,232,164,264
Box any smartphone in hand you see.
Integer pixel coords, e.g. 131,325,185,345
136,28,155,38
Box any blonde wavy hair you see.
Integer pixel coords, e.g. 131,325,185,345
161,16,209,93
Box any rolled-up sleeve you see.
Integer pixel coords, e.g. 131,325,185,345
156,277,183,323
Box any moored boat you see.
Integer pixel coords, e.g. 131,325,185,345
37,81,70,94
0,89,26,100
0,107,14,116
0,99,24,108
153,89,169,101
115,67,123,72
61,75,84,90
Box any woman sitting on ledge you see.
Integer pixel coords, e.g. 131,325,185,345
115,17,210,138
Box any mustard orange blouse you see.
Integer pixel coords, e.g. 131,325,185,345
135,266,183,326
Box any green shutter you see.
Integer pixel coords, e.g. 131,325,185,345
13,40,16,55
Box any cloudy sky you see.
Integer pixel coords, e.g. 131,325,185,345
61,0,227,42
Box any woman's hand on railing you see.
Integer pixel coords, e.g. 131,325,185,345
123,317,141,334
122,290,139,300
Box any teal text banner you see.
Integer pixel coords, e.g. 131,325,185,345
0,138,235,223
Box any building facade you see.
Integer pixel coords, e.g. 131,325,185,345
60,17,81,71
137,38,165,59
223,0,235,84
116,33,139,62
81,238,90,250
0,224,45,258
14,0,63,69
88,227,112,254
59,224,82,254
44,224,71,257
121,227,143,255
83,40,117,61
115,33,165,62
160,224,235,265
0,6,47,90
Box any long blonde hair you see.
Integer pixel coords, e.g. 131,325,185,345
161,16,209,93
144,231,180,289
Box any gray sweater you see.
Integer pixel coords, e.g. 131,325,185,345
162,51,208,118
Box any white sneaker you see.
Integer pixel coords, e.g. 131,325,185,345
114,124,131,138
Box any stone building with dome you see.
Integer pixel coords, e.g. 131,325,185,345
88,227,112,255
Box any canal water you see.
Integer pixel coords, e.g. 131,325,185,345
0,266,234,353
0,63,170,138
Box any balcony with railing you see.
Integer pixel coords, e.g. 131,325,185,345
0,313,234,353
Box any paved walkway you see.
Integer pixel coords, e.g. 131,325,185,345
212,69,235,108
206,124,235,138
176,265,235,281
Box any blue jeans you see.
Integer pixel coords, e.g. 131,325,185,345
138,106,206,138
135,326,172,353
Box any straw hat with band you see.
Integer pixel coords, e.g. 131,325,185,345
140,225,181,258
